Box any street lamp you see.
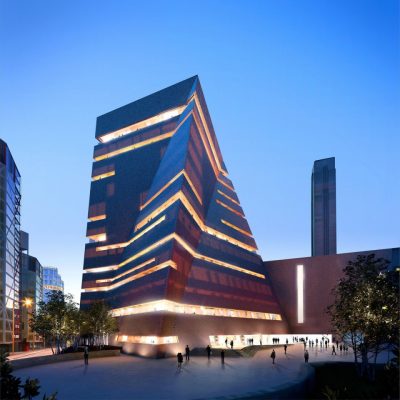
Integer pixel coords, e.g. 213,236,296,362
12,297,33,353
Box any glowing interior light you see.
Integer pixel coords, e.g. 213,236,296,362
94,131,174,162
217,189,240,206
95,258,156,283
88,214,106,222
216,199,244,218
87,233,107,242
83,265,118,273
83,260,177,292
116,335,179,345
96,216,166,251
140,170,202,210
91,170,115,181
111,299,282,321
220,219,253,238
135,191,257,252
98,106,186,143
297,264,304,324
217,177,235,192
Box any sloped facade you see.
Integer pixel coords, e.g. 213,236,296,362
81,76,288,356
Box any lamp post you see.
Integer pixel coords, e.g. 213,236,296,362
11,297,33,353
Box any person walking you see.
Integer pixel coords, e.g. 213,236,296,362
304,350,309,363
185,345,190,361
177,352,183,369
284,344,287,355
332,345,336,355
230,340,234,349
84,345,89,365
225,338,228,347
270,349,276,364
220,350,225,364
206,345,211,360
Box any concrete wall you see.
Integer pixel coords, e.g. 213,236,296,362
265,248,399,334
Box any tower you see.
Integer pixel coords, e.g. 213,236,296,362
311,157,337,256
81,77,287,356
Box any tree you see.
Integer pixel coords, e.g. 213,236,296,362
81,301,118,347
30,291,79,354
327,254,399,381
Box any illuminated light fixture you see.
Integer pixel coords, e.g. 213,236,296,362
94,110,194,162
98,105,186,143
88,214,106,222
216,199,244,218
91,170,115,181
96,258,157,283
87,233,107,242
221,219,253,238
135,191,256,252
96,216,166,251
140,170,202,211
116,335,179,345
297,264,304,324
83,265,119,273
111,299,281,321
83,260,177,292
217,189,240,206
94,131,174,162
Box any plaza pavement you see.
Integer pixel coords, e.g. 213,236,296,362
14,344,356,400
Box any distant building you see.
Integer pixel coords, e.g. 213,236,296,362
311,157,336,256
0,139,22,351
43,267,64,302
20,251,43,350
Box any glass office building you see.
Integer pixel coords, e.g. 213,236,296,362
43,266,64,302
80,76,287,356
0,139,21,350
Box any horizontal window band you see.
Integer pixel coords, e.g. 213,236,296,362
116,335,179,345
110,299,282,321
135,191,256,252
98,105,186,144
217,189,240,206
221,219,253,238
216,199,244,218
88,214,106,222
82,260,177,292
91,170,115,181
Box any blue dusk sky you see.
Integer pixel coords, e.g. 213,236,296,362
1,0,399,302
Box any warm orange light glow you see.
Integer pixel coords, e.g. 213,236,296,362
94,132,174,162
96,258,156,283
217,189,240,206
98,106,186,143
88,214,106,222
84,265,119,273
140,170,202,211
135,191,256,252
83,260,177,292
216,199,244,218
116,335,179,345
221,219,253,237
22,298,33,307
96,216,166,251
91,170,115,181
87,233,107,242
111,299,281,321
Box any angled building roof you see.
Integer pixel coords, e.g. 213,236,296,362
95,76,198,140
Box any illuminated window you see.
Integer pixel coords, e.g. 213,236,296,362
92,170,115,181
297,264,304,324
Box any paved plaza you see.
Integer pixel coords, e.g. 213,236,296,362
14,344,358,400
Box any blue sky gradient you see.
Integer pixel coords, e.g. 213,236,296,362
1,0,399,301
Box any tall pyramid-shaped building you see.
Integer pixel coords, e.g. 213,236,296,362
81,76,288,356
